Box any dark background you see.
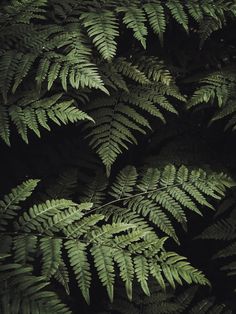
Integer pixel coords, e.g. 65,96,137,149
1,16,236,313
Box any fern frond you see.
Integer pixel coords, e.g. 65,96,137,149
0,179,39,229
166,0,188,32
0,105,10,145
188,68,236,110
144,2,166,44
40,237,63,279
32,202,93,235
80,10,119,60
2,0,47,24
113,250,134,301
0,262,71,314
214,242,236,259
107,165,234,241
53,261,70,295
186,2,203,22
118,6,147,48
4,92,93,144
81,173,108,206
63,214,105,238
109,166,138,199
107,206,153,234
12,53,37,93
160,252,209,287
85,83,181,171
100,283,232,314
113,58,150,85
13,235,37,265
91,244,115,302
134,255,150,296
15,199,78,232
89,223,137,243
1,174,233,308
0,51,20,102
136,56,172,85
36,57,108,94
84,95,148,174
66,240,91,304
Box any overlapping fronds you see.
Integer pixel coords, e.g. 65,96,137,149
106,165,234,242
1,0,235,147
188,67,236,131
80,10,119,60
0,179,39,230
1,168,230,310
1,0,234,91
0,91,92,145
1,1,236,313
84,80,183,174
0,261,72,314
198,192,236,281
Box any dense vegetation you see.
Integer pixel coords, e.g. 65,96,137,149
1,0,236,313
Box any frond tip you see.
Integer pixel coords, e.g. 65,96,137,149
0,92,93,144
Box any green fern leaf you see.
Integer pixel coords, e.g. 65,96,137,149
0,262,71,314
113,250,134,301
40,237,63,279
12,53,37,93
5,93,93,143
100,63,129,92
90,223,136,243
136,56,172,85
0,51,19,102
65,240,91,304
42,203,93,236
85,96,146,174
144,2,166,44
91,244,115,302
3,0,47,23
53,261,70,295
149,260,166,290
186,2,203,22
9,105,28,143
160,252,209,286
13,235,37,265
166,1,188,32
47,62,62,90
110,166,138,199
106,165,234,241
114,58,150,85
134,255,150,296
0,105,10,145
35,57,51,90
118,6,147,48
81,173,108,207
0,179,39,230
80,10,119,60
64,214,104,238
15,199,77,232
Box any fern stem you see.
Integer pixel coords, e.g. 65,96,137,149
86,178,206,215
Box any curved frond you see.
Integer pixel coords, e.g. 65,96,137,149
0,179,39,229
118,6,147,48
81,10,119,60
